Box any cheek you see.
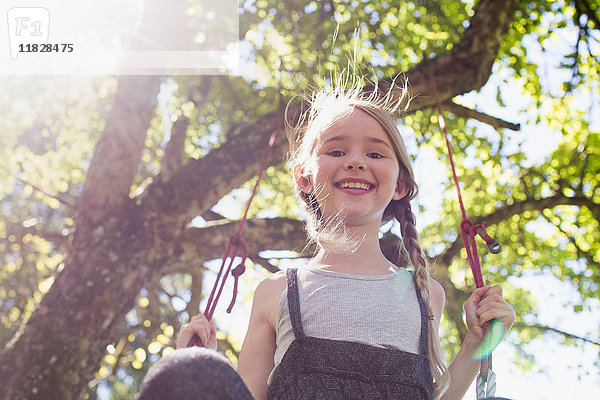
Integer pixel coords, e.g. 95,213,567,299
313,158,337,181
375,162,400,183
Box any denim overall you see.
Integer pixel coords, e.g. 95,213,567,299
266,268,434,400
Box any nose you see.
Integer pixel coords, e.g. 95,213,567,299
344,157,366,171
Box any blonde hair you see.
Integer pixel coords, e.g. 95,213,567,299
285,74,450,398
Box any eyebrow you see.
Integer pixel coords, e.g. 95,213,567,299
322,134,394,151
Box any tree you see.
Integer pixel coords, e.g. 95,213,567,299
1,0,598,398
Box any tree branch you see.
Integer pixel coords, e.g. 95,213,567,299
78,76,162,224
160,77,213,181
442,101,521,131
541,211,600,270
3,167,77,210
249,253,281,274
202,210,228,222
160,218,311,275
160,117,189,181
514,321,600,346
438,193,600,267
137,110,287,228
373,0,521,113
137,0,525,234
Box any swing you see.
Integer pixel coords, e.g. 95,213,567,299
429,68,509,400
187,129,279,347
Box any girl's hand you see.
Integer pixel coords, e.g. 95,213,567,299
464,285,515,341
176,313,218,351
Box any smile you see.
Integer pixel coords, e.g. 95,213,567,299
334,181,374,191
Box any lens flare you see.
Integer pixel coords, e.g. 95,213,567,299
473,318,505,360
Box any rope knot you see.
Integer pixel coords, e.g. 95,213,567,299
231,263,246,277
460,219,474,235
227,262,247,313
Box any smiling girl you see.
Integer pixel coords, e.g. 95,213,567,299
140,78,515,400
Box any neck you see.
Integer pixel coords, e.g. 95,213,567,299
310,219,394,275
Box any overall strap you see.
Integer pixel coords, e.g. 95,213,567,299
285,268,305,339
411,273,429,356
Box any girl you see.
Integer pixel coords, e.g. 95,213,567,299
140,79,515,400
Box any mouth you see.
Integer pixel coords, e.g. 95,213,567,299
333,180,375,191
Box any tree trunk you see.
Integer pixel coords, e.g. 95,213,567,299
0,74,162,399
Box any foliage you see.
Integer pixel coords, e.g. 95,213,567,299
0,0,598,397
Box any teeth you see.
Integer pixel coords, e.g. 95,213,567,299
339,182,371,190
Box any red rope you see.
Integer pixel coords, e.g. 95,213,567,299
428,67,501,379
188,129,279,347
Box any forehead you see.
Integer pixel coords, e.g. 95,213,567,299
319,108,392,146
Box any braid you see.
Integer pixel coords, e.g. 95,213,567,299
394,197,450,399
395,198,432,316
301,191,323,222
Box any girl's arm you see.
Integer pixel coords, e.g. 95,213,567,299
237,274,284,400
440,331,480,400
440,285,516,400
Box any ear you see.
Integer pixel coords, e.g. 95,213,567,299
293,164,313,193
392,182,409,201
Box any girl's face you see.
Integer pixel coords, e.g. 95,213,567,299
299,108,407,226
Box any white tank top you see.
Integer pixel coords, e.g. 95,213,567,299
267,265,422,384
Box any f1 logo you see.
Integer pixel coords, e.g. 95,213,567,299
7,7,50,60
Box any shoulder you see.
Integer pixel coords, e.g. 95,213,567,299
256,270,287,294
254,270,287,330
427,276,445,322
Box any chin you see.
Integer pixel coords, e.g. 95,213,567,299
323,208,380,227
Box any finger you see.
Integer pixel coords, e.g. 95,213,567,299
480,287,504,301
478,310,499,325
477,295,506,314
193,322,210,347
479,291,503,305
191,313,209,323
467,285,491,304
478,307,513,326
176,324,195,348
477,294,512,312
476,298,507,316
179,319,211,348
188,315,211,331
489,284,503,296
202,330,210,347
470,287,494,312
465,285,491,313
208,319,218,350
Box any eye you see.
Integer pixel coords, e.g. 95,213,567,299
326,150,345,157
367,152,384,159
